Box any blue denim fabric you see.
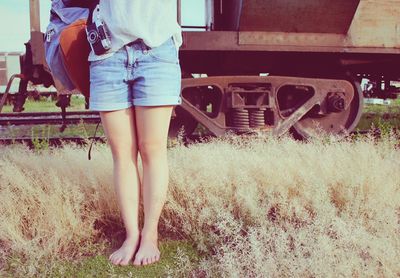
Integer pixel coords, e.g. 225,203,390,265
44,0,89,91
89,36,182,111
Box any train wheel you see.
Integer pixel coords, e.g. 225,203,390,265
291,78,364,140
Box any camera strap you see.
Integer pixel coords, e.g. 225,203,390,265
84,0,100,161
86,0,100,25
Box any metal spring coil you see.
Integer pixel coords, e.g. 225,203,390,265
231,108,249,128
249,109,265,128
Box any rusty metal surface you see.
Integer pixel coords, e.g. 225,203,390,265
0,74,24,113
180,76,356,138
347,0,400,49
212,0,243,31
29,0,45,66
29,0,41,35
239,0,360,34
177,0,181,25
292,80,363,139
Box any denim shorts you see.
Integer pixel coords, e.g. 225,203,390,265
89,36,182,111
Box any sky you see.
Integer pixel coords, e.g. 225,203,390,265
0,0,206,52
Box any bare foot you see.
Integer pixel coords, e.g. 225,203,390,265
109,235,140,266
132,234,160,266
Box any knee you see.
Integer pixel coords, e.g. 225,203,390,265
138,140,167,161
109,140,138,163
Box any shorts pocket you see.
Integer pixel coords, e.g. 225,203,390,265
89,48,126,67
148,38,179,64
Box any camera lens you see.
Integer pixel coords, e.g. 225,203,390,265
88,30,99,44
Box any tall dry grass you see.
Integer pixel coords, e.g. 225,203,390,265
0,129,399,277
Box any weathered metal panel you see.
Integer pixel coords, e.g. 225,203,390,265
237,0,400,49
181,31,400,54
239,0,360,34
213,0,243,31
347,0,400,48
182,0,400,53
238,32,347,48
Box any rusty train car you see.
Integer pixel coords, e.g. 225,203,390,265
2,0,400,139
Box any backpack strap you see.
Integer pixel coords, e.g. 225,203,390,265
61,0,99,9
86,1,98,25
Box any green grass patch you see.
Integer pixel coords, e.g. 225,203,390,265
3,240,202,277
1,94,87,113
362,98,400,113
357,112,400,131
1,96,57,113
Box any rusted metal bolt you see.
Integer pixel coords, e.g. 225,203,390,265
327,94,345,112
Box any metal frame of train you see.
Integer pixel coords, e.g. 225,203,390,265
1,0,400,140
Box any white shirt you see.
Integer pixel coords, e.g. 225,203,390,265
88,0,183,61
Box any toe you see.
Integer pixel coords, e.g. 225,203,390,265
109,252,115,261
133,256,142,266
114,255,123,265
120,258,130,266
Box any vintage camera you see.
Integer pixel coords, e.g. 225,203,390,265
86,17,112,55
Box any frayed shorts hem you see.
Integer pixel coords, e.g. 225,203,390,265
89,102,133,112
133,96,182,106
89,95,182,111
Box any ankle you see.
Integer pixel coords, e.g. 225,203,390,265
125,231,140,241
140,229,158,241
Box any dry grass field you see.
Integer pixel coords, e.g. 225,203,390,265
0,129,399,277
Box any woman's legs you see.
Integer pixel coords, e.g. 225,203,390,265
132,105,175,266
99,106,141,266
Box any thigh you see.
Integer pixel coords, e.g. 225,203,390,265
89,47,132,111
100,106,139,161
134,106,174,154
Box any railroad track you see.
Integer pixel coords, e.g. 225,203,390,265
0,134,213,149
0,129,397,150
1,111,398,149
1,111,397,127
0,136,106,148
0,111,100,125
